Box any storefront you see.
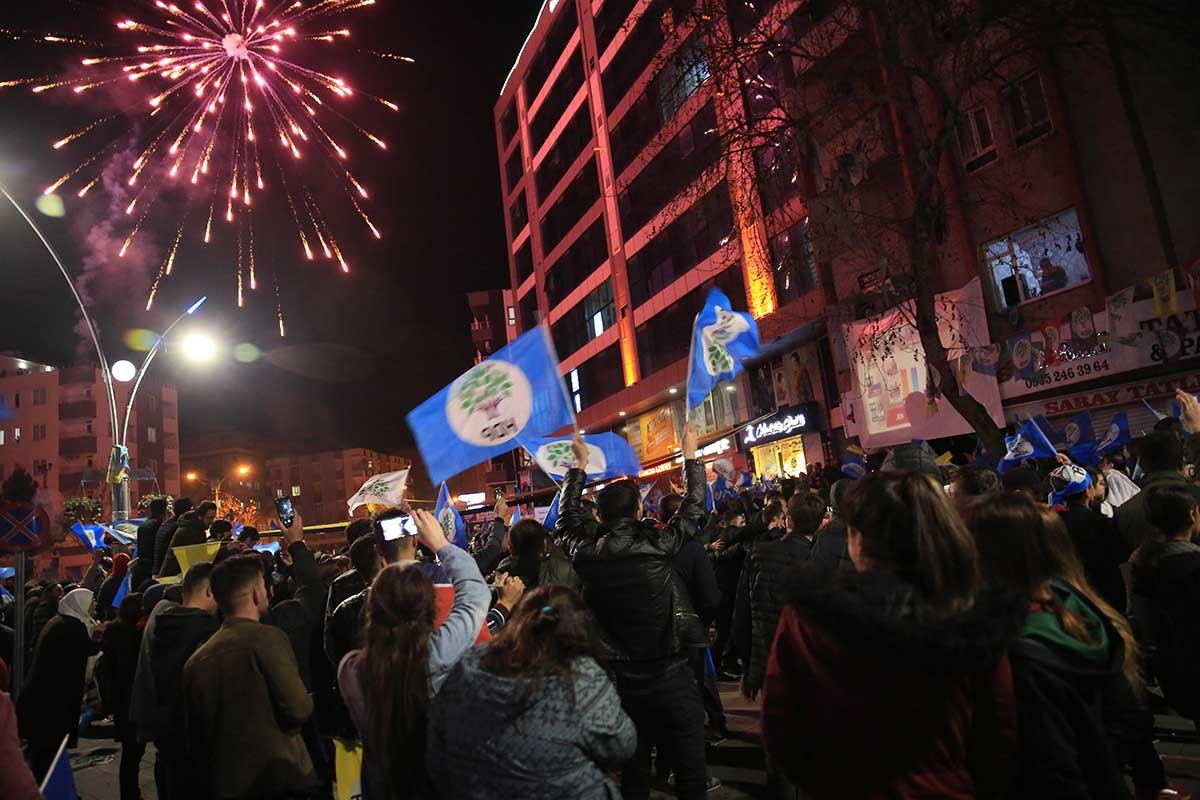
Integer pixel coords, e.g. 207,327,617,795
738,402,821,480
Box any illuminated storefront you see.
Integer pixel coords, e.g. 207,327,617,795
738,403,820,480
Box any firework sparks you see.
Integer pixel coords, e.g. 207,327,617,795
8,0,410,333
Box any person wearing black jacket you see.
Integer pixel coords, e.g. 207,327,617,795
555,427,711,800
742,492,826,700
1115,430,1200,552
99,593,145,800
130,563,219,800
664,493,726,741
131,497,168,589
152,497,193,576
157,502,217,578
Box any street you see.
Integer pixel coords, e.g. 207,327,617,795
70,681,1200,799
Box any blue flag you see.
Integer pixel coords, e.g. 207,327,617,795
40,735,78,800
0,566,14,579
111,572,131,609
704,482,716,513
1064,412,1097,465
253,541,282,554
70,522,107,551
542,491,561,531
1095,412,1132,457
841,445,866,478
998,420,1058,473
510,503,522,525
687,287,760,408
407,326,574,485
525,433,641,481
1032,415,1066,450
434,482,468,549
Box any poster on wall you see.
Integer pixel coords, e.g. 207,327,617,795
841,278,1004,449
997,290,1199,401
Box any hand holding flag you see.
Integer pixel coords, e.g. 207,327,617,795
526,432,641,481
434,482,468,548
998,419,1058,473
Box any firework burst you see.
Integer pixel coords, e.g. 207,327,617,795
5,0,404,332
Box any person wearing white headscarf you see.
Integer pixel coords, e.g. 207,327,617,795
18,586,102,781
1104,467,1141,509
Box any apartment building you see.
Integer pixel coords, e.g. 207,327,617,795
0,353,181,577
495,0,1199,475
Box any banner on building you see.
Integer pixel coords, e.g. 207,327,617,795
840,279,1004,449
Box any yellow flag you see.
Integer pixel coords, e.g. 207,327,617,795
935,451,954,466
334,738,363,800
172,541,222,575
1150,268,1179,320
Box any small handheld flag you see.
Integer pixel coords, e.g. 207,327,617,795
542,491,562,531
510,503,522,525
525,433,641,481
841,445,866,478
1064,412,1097,465
253,541,282,555
347,469,410,515
434,482,468,548
407,325,575,485
40,735,78,800
111,572,132,609
998,419,1058,473
1095,412,1132,457
687,287,760,409
70,522,108,551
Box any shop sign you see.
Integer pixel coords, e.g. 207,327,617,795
1005,371,1200,419
637,437,733,478
739,403,819,448
1000,293,1199,400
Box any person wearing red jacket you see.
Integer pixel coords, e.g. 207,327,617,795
761,471,1025,800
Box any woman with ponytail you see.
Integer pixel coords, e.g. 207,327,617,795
761,471,1026,800
427,585,634,799
338,508,490,800
967,492,1159,799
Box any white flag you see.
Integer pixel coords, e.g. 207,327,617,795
347,469,410,514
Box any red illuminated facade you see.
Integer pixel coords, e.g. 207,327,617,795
495,0,1200,471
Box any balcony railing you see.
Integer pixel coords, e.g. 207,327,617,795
59,435,98,459
59,365,96,385
59,400,97,420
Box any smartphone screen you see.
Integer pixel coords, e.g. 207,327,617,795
494,487,505,500
379,515,418,541
274,496,296,527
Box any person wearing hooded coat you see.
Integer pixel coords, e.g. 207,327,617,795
97,552,132,620
18,587,103,780
761,472,1025,800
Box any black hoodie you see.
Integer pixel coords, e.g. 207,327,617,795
130,600,219,742
1007,581,1139,800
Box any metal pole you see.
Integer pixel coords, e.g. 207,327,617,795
0,182,121,515
12,553,26,701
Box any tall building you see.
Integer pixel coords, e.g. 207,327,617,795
180,427,273,515
495,0,1199,479
0,354,181,578
264,448,419,527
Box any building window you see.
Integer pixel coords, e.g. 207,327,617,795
12,393,18,409
518,290,541,332
956,106,997,171
33,388,47,406
514,240,534,285
33,424,46,441
509,189,529,233
148,394,157,412
534,100,593,201
276,488,285,499
618,101,721,237
600,0,696,110
609,30,711,176
626,181,734,308
551,279,616,358
146,426,157,443
507,306,516,326
571,344,625,410
545,217,609,309
505,146,524,195
983,208,1091,309
768,216,820,304
0,430,5,446
540,158,600,255
522,0,578,102
291,485,302,497
13,428,20,443
1004,71,1051,147
528,51,586,154
754,128,804,216
499,100,519,146
592,0,638,54
86,421,93,434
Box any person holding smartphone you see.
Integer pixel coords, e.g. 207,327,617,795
338,508,490,800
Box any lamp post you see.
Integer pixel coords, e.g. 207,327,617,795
186,464,251,515
0,180,212,522
110,297,208,520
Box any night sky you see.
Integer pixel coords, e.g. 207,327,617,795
0,0,542,452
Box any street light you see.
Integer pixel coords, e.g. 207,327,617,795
180,332,218,363
186,465,252,514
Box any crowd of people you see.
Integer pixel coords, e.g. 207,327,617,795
2,387,1200,799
